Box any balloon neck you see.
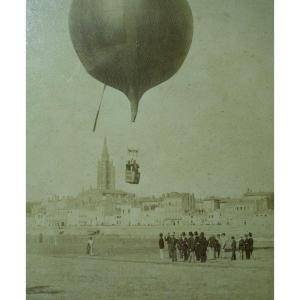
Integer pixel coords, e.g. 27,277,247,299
128,88,140,122
130,100,138,122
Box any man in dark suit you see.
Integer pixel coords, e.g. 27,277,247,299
238,236,245,260
199,232,208,263
177,234,184,261
244,234,251,260
231,236,237,260
194,231,200,261
165,233,172,258
170,233,178,262
159,233,165,260
249,232,254,259
182,232,189,261
215,234,221,258
188,232,196,262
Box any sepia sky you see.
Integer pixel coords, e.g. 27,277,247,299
27,0,273,201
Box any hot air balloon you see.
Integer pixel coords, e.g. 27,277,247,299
69,0,193,122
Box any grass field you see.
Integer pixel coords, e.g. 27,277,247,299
27,233,273,300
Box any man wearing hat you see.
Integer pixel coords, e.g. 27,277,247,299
182,232,189,261
158,233,165,260
215,234,221,259
188,232,196,263
238,236,245,260
177,233,184,261
199,232,208,263
170,232,178,262
220,233,226,258
244,234,251,260
249,232,254,259
223,236,232,259
208,235,216,260
164,233,172,259
231,236,237,260
194,231,200,261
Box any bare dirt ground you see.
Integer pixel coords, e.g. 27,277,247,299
27,235,273,300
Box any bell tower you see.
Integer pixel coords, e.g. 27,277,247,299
97,137,115,191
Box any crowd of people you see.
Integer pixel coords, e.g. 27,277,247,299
158,231,254,262
85,230,254,261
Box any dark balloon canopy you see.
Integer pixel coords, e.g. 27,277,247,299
69,0,194,122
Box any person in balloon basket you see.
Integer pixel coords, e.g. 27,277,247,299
238,236,245,260
159,233,165,260
231,236,237,260
188,232,196,263
132,160,139,172
164,233,172,259
170,233,178,262
244,234,251,260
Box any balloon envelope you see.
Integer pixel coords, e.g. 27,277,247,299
69,0,193,121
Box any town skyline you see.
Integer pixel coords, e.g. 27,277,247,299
27,136,273,203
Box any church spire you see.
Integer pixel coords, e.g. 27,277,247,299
101,136,109,161
97,136,115,191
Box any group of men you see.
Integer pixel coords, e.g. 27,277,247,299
159,231,254,262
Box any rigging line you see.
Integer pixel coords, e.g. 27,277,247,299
92,84,107,132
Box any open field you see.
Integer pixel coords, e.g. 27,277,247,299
27,231,273,300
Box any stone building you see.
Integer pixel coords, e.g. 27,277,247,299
242,190,274,211
161,192,195,225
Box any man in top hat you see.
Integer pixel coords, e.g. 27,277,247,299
244,234,251,260
220,233,226,258
215,234,221,259
223,236,232,259
194,231,200,261
249,232,254,259
177,234,184,261
170,232,178,262
208,235,216,260
182,232,189,261
199,232,208,263
165,233,172,259
238,236,245,260
231,236,237,260
159,233,165,260
188,232,196,263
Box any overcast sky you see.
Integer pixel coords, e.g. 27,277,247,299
27,0,273,201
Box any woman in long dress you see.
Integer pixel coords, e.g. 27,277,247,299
87,237,94,256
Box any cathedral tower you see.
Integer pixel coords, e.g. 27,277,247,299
97,137,116,191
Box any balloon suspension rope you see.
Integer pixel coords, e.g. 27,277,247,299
93,84,106,132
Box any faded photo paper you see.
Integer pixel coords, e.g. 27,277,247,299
26,0,274,299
